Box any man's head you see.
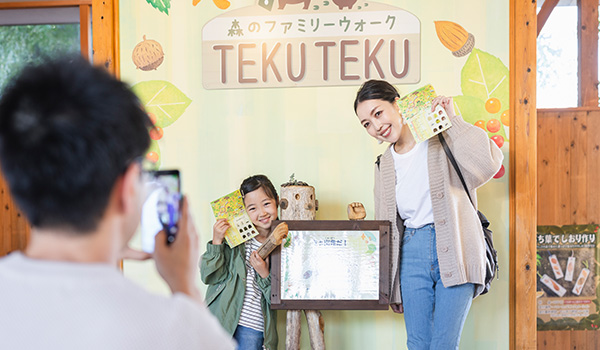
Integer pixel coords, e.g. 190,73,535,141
0,56,151,233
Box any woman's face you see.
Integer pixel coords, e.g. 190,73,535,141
355,98,404,144
243,187,278,233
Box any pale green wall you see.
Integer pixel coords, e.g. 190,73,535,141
121,1,509,349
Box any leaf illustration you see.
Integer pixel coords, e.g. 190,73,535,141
453,95,508,140
132,80,192,128
146,0,171,15
461,48,509,111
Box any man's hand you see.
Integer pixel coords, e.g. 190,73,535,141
118,246,151,261
347,202,366,220
153,196,202,303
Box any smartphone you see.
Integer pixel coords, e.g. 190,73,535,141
141,170,181,254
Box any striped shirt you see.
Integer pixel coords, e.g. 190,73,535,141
238,238,264,332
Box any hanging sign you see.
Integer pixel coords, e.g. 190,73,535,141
202,1,420,89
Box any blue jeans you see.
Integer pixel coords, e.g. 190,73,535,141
400,224,474,350
233,325,264,350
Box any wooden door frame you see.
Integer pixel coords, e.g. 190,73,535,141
0,0,120,256
510,1,537,349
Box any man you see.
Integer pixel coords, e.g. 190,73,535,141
0,56,235,349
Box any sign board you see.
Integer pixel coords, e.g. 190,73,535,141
270,220,390,310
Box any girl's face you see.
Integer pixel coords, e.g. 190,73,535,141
243,187,278,233
355,98,404,144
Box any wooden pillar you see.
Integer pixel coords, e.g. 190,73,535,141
91,0,120,76
509,0,537,349
280,183,325,350
578,0,599,107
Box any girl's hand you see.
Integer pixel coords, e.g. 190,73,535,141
250,251,270,278
212,218,230,245
431,96,457,121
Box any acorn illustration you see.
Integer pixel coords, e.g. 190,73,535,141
434,21,475,57
132,35,164,71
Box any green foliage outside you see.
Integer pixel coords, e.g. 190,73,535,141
0,24,80,92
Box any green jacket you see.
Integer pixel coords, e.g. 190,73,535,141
200,241,278,350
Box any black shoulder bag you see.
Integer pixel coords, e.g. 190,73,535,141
438,133,499,295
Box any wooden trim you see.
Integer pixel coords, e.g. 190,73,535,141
79,5,90,60
0,1,91,9
538,106,600,113
91,0,118,75
510,0,537,349
578,0,599,107
537,0,559,36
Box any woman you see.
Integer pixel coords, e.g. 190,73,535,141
354,80,503,350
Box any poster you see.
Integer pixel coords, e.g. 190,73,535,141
537,224,600,330
281,230,379,300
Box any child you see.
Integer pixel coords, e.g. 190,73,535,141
201,175,279,350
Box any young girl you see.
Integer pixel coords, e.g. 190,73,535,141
200,175,278,350
353,80,503,349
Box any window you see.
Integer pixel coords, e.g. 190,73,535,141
537,1,579,108
0,7,82,90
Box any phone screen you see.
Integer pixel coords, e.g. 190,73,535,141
141,170,181,254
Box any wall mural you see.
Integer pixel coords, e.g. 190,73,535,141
435,21,509,179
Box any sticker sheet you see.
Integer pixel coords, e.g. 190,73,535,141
210,190,259,248
397,84,452,143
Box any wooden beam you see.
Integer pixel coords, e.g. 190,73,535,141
79,5,91,60
578,0,599,107
0,1,91,9
91,0,119,76
510,0,537,349
537,0,559,37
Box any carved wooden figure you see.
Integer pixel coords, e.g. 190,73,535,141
279,176,325,350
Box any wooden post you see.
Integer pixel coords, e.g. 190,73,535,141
509,0,537,349
280,181,325,350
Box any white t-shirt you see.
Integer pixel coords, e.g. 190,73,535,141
0,252,235,350
392,140,434,228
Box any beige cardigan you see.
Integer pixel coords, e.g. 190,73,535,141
374,116,503,303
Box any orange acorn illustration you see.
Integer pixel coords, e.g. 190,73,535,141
434,21,475,57
132,35,164,71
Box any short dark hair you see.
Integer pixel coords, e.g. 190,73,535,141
0,56,151,232
353,80,400,113
240,175,279,206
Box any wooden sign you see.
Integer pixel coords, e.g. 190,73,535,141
270,220,390,310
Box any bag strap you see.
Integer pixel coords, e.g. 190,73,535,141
437,133,475,208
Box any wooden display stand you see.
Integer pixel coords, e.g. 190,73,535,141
279,182,325,350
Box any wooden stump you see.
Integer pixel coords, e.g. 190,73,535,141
285,310,302,350
280,182,325,350
305,310,325,350
280,185,317,220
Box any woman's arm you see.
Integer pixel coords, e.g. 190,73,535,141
432,96,503,189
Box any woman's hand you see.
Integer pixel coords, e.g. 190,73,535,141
390,303,404,314
250,251,270,278
212,218,230,245
431,96,457,121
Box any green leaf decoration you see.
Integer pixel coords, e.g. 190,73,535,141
132,80,192,128
453,95,508,140
461,48,509,110
146,0,171,15
366,244,377,255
